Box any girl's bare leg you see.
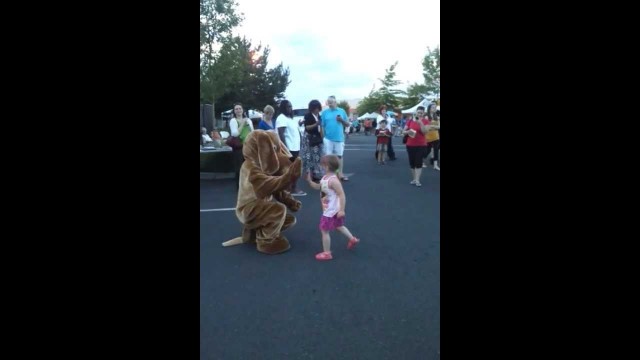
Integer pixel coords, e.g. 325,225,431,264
321,231,331,252
336,226,354,240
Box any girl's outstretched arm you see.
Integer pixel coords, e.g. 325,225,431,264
305,172,321,190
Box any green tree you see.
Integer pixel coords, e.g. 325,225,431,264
212,37,290,113
200,0,291,121
356,89,383,115
422,46,440,96
357,62,406,114
377,62,406,110
200,0,244,121
337,100,351,115
396,46,440,109
399,83,428,108
200,0,243,68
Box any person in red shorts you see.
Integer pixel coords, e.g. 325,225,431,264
375,120,392,165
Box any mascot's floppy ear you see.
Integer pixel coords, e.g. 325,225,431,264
243,130,291,175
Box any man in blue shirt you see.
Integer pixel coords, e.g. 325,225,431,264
320,96,350,181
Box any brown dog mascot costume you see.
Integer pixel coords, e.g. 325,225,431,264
222,130,302,254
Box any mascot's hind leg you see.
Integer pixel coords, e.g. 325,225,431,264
242,226,256,243
221,226,256,247
248,202,291,255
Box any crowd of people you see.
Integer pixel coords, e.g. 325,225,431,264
201,97,441,189
203,96,440,260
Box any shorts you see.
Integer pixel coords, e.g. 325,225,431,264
323,138,344,157
406,146,426,169
376,143,388,152
319,214,345,231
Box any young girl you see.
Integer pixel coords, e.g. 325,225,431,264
305,155,360,261
375,120,392,165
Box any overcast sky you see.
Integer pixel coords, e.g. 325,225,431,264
234,0,440,109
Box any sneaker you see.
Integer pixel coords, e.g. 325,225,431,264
434,164,440,171
422,163,427,168
315,251,333,261
410,180,417,185
347,237,360,250
292,190,307,196
415,182,422,187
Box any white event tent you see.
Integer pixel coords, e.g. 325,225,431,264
401,95,440,114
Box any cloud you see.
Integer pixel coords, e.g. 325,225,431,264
234,0,440,108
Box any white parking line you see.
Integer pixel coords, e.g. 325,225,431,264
200,208,236,212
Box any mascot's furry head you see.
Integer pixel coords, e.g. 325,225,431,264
242,130,293,175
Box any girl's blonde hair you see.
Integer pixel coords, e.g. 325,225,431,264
263,105,274,114
321,155,340,172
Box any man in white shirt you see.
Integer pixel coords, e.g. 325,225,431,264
276,100,305,196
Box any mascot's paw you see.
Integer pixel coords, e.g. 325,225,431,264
288,157,302,179
256,235,291,255
289,200,302,212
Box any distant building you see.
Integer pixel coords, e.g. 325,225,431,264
345,98,362,110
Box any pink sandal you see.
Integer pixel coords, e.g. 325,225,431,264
347,237,360,250
315,251,333,261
